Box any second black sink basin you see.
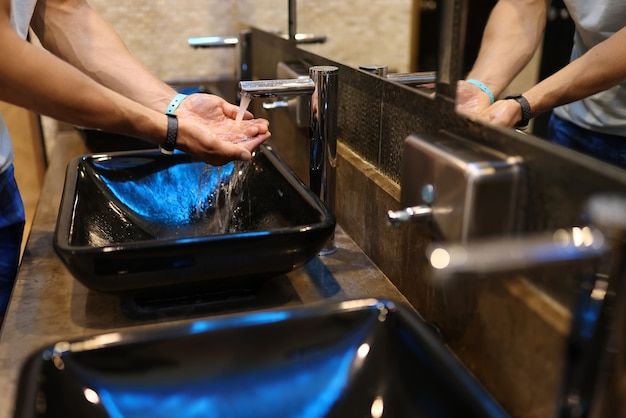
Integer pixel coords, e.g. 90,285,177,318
54,144,335,294
15,299,509,418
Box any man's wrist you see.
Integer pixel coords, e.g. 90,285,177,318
165,93,188,115
465,79,495,104
504,94,532,129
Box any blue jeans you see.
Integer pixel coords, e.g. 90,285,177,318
0,165,25,315
547,114,626,169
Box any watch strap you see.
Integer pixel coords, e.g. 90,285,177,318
160,114,178,155
505,94,531,129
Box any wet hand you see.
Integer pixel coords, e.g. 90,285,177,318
476,99,521,128
177,93,254,122
456,80,493,118
174,94,271,165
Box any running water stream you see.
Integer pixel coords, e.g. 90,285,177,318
192,94,254,234
236,94,251,123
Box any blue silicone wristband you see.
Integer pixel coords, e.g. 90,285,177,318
465,79,495,104
165,93,188,115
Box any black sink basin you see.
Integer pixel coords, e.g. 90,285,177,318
54,144,335,293
14,299,509,418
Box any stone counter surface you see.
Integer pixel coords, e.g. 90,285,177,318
0,131,409,418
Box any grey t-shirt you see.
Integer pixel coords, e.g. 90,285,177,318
554,0,626,136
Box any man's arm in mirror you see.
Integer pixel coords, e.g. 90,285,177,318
456,0,549,118
476,25,626,129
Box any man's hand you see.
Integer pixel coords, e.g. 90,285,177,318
475,99,523,128
455,80,494,118
174,94,271,166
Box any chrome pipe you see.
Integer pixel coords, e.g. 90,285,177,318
309,66,339,255
288,0,297,41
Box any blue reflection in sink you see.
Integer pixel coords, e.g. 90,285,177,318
92,155,237,236
15,299,509,418
97,159,232,225
94,330,356,417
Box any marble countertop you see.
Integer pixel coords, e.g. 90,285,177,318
0,130,408,418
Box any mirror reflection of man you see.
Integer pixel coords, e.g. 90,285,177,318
456,0,626,169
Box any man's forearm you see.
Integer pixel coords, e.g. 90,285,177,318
31,0,177,113
523,26,626,117
0,21,167,145
466,0,548,98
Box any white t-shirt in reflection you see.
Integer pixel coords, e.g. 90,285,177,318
554,0,626,136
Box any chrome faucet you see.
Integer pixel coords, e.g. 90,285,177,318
239,66,339,255
359,65,437,87
427,194,626,418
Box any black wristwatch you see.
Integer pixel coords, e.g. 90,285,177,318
504,94,532,129
160,114,178,155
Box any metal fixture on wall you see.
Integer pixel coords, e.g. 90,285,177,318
288,0,297,41
387,131,525,243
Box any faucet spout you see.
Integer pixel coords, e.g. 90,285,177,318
239,78,315,98
238,66,339,255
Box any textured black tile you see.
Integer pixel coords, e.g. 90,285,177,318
337,69,385,165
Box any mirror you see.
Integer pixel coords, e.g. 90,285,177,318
236,0,416,74
455,0,626,171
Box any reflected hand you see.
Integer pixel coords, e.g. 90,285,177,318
455,80,493,117
476,99,521,128
174,93,271,165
